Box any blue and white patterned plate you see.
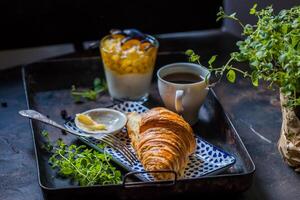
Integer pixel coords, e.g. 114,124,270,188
65,102,236,181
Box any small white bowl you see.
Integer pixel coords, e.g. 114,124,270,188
74,108,127,135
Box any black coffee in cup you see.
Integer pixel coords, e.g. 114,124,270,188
163,72,203,84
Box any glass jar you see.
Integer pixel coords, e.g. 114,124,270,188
100,33,158,101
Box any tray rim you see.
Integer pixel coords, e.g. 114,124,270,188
21,59,256,192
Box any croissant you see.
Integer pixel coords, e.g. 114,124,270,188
126,107,196,180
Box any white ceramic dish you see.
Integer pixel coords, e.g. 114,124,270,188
74,108,127,135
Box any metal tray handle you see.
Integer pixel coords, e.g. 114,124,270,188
123,170,177,188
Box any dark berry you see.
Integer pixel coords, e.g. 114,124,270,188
1,102,7,108
61,130,68,135
60,110,68,120
75,101,84,104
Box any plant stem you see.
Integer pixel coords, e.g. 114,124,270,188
230,67,250,77
223,16,245,29
89,160,103,185
57,151,91,182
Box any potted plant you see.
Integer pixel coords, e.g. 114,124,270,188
186,4,300,171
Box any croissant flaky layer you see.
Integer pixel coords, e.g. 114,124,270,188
126,107,196,180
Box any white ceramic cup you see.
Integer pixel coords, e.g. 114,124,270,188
157,62,210,125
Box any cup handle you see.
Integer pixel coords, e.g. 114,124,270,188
175,90,184,114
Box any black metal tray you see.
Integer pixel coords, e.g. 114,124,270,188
22,54,255,200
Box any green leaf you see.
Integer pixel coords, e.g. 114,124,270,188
250,60,260,68
251,71,259,87
279,53,287,63
281,24,288,34
185,49,194,56
244,24,254,35
291,35,299,48
60,167,73,175
226,70,236,83
82,90,97,100
250,3,257,15
189,54,200,62
42,130,49,137
97,143,106,149
265,63,273,69
208,55,217,66
80,158,88,167
255,51,264,59
93,78,101,89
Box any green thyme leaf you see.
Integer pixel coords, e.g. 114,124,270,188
190,54,200,62
185,49,194,56
251,71,259,87
250,3,257,15
42,130,49,138
226,70,236,83
208,55,217,66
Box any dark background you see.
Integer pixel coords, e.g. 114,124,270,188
0,0,222,50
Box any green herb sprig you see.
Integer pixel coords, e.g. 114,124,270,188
41,130,121,186
186,4,300,107
71,78,107,102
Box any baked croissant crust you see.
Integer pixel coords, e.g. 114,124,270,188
126,107,196,180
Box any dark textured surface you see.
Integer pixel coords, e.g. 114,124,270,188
0,68,43,200
1,31,300,199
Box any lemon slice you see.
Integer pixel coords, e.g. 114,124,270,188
88,124,107,131
76,114,95,126
76,114,106,131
